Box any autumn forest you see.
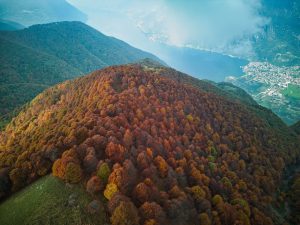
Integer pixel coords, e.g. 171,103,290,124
0,64,299,225
0,1,300,224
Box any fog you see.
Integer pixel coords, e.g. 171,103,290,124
67,0,268,57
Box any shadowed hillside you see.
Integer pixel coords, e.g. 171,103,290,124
291,121,300,135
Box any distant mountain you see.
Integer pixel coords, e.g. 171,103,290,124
253,0,300,66
0,21,164,128
0,0,87,26
0,20,25,31
0,63,298,224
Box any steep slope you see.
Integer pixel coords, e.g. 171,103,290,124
0,36,81,119
0,0,87,26
1,22,164,73
0,21,163,128
0,64,299,225
0,21,164,74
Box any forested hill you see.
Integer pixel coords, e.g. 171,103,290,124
0,64,299,224
0,21,163,127
0,21,163,75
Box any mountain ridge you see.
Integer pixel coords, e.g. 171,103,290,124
0,21,164,128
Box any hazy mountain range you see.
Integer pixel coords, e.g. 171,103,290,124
0,0,87,26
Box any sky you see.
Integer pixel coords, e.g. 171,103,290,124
67,0,269,57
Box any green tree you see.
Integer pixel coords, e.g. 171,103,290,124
97,162,111,183
111,201,140,225
64,162,82,183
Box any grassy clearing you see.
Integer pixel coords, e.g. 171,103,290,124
281,84,300,99
0,175,107,225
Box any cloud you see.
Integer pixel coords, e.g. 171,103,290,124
67,0,268,56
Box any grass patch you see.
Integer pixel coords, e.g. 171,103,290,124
0,175,107,225
281,84,300,99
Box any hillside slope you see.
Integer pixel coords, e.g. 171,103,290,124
0,22,164,73
0,21,163,127
136,60,292,135
0,64,299,225
0,36,81,119
0,175,107,225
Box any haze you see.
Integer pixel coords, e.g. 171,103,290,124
67,0,268,57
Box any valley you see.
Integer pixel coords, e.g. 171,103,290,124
226,62,300,125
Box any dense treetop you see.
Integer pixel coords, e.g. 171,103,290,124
137,59,294,136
